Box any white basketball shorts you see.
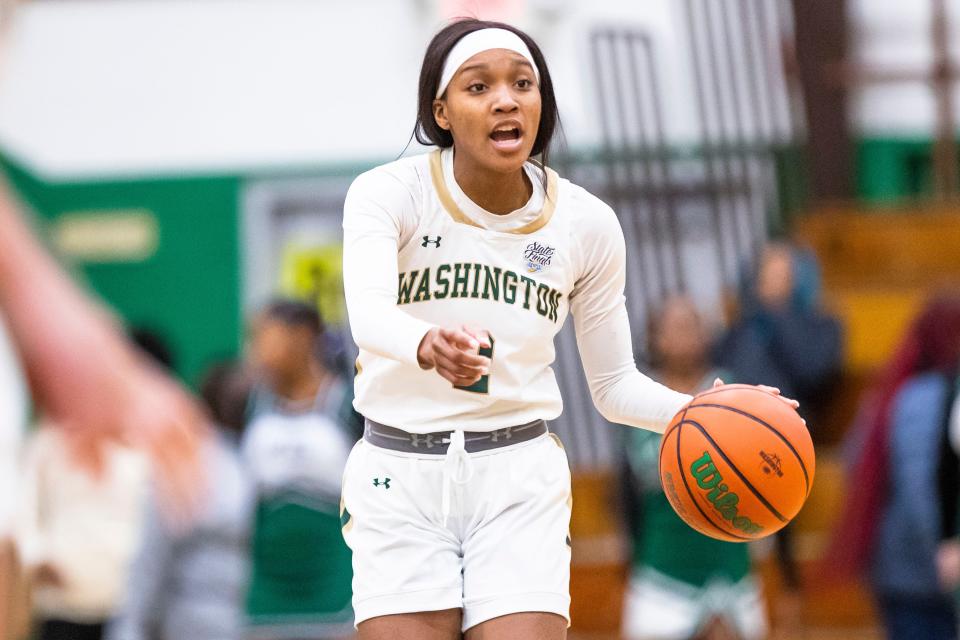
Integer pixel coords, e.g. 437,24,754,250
340,431,572,631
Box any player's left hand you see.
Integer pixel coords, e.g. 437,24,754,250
713,378,801,411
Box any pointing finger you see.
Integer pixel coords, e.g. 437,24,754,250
462,326,492,350
439,327,480,352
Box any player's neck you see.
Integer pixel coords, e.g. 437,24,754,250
453,152,531,215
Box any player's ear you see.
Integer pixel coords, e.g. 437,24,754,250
433,99,451,131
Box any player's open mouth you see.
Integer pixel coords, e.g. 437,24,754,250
490,125,523,151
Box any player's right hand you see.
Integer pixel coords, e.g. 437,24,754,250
417,326,491,387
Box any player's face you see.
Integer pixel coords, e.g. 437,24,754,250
434,48,541,174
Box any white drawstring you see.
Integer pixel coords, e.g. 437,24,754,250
440,429,475,526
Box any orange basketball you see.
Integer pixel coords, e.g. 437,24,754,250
658,384,815,542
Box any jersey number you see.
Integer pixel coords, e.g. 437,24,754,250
455,335,495,394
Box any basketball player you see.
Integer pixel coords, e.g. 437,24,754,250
340,19,797,640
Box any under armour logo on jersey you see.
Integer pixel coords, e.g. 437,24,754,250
372,477,391,489
421,235,442,248
489,428,514,443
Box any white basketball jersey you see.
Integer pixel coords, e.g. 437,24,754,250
343,149,690,435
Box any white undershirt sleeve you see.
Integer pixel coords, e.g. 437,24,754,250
569,206,692,433
342,170,437,367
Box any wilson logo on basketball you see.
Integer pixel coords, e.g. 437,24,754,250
759,451,784,478
690,452,764,536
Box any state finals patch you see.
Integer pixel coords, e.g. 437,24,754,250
523,241,555,274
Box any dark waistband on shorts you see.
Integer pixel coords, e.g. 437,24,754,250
363,418,548,455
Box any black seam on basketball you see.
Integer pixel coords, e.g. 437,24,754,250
658,403,690,494
690,384,770,402
675,421,752,541
658,403,689,482
685,402,810,494
682,419,788,523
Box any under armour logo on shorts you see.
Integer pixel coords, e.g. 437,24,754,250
409,433,437,449
421,235,442,248
373,477,391,489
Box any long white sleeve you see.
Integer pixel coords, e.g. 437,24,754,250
569,205,691,433
342,169,436,367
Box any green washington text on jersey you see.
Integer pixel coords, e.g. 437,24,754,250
397,263,563,323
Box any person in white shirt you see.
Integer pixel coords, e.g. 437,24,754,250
340,18,793,640
15,331,182,640
16,426,150,640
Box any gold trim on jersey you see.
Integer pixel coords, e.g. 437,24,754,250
429,150,559,234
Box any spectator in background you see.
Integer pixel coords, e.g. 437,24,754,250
108,360,256,640
829,295,960,640
14,331,176,640
622,296,767,640
716,241,842,614
243,300,356,640
16,427,149,640
717,241,842,422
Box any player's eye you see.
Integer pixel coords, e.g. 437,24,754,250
516,78,533,89
467,83,487,93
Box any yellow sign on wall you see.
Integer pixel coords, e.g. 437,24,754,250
279,242,346,326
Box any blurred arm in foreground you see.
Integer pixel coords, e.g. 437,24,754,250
0,180,206,524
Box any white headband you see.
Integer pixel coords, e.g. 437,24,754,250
435,28,541,99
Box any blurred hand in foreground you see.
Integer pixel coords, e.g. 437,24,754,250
0,182,207,528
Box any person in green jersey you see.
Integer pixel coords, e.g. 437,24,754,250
243,300,359,640
622,296,768,640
